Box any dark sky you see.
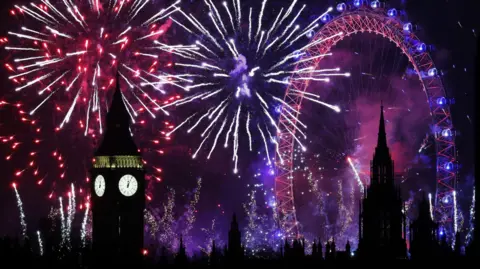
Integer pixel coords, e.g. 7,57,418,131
0,0,477,238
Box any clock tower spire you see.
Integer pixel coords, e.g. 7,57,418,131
90,72,145,266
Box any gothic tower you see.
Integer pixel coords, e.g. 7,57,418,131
90,73,145,265
227,213,244,262
358,104,407,259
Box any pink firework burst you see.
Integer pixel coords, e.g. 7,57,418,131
1,0,180,135
0,97,177,203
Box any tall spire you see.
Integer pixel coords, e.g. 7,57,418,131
377,101,388,149
116,71,120,91
231,213,238,230
371,102,393,184
107,71,129,128
95,72,139,156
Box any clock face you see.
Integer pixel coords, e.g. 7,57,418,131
118,174,138,197
94,175,106,197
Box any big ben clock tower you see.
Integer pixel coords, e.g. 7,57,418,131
90,73,145,265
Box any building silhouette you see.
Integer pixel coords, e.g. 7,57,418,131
226,213,244,263
209,240,219,267
283,238,305,261
175,235,188,266
90,73,145,266
358,104,407,259
409,192,439,259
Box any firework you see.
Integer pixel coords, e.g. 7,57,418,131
2,0,178,135
466,187,475,245
58,196,67,248
1,101,88,201
145,208,159,239
182,177,202,249
428,193,434,220
199,218,223,256
162,0,348,173
242,182,281,256
336,179,351,237
243,189,257,252
453,190,458,234
12,182,27,238
347,157,364,193
66,183,76,247
158,187,177,251
80,201,90,247
37,230,44,256
306,170,331,239
287,15,440,243
1,98,171,203
145,181,203,253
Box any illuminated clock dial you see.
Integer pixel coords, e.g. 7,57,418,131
94,175,106,197
118,174,138,197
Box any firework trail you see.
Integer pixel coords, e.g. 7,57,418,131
12,183,27,238
243,187,278,256
66,183,76,247
37,230,44,256
158,187,177,251
466,187,475,245
163,0,348,172
2,0,177,134
199,218,224,256
453,190,458,235
403,193,415,242
428,193,434,220
47,206,59,232
307,171,330,236
81,201,90,247
182,177,202,249
145,208,159,239
243,189,257,252
452,190,464,249
58,196,67,248
347,157,364,193
336,179,351,237
145,182,204,253
349,176,357,241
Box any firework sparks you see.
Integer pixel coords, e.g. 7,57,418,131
145,208,159,239
453,190,458,234
159,187,177,251
81,201,90,246
1,96,171,203
466,187,475,244
37,230,44,256
242,187,278,256
347,157,364,193
164,0,347,172
183,177,202,249
66,183,76,247
428,193,434,220
12,183,27,238
2,0,177,134
199,218,223,255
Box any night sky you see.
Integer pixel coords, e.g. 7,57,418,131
0,0,477,244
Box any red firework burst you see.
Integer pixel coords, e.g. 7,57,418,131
0,94,181,204
1,0,180,135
